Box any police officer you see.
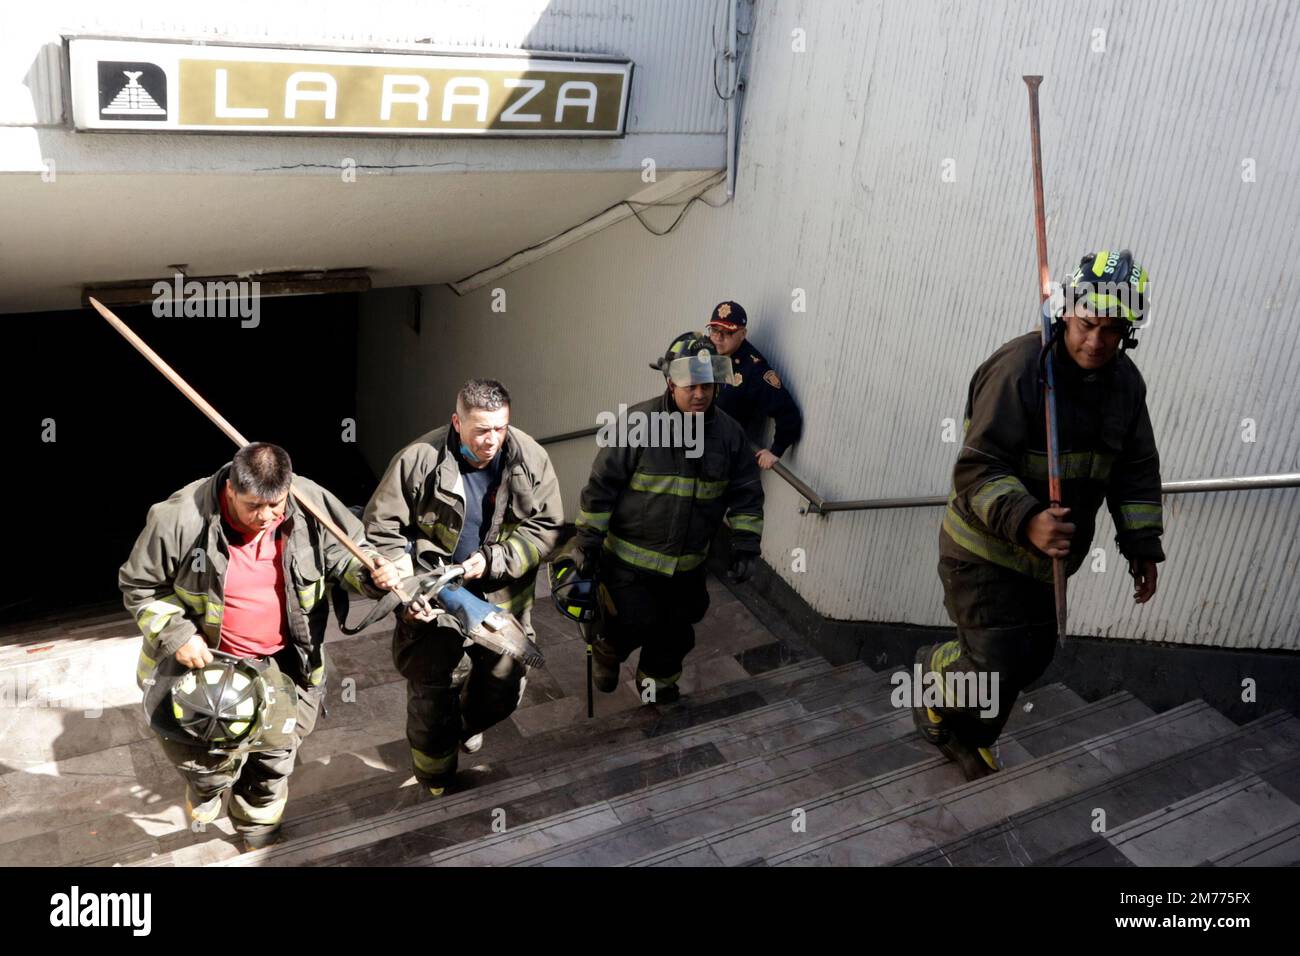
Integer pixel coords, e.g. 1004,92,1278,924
916,250,1164,780
706,301,803,470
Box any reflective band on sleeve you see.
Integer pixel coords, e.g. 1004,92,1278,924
942,504,1053,583
576,509,611,532
1023,451,1116,482
136,596,186,637
969,476,1029,527
728,513,764,536
1119,502,1163,531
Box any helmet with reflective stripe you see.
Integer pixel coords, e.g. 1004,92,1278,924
171,657,264,745
650,331,734,387
144,651,299,753
549,560,599,624
1066,249,1149,324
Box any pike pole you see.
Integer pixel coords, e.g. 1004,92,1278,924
1022,76,1068,647
87,296,413,605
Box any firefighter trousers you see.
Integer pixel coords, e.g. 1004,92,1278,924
595,560,711,692
391,612,527,788
931,556,1057,749
158,679,321,838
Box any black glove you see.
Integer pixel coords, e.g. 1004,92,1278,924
727,555,754,585
555,538,598,578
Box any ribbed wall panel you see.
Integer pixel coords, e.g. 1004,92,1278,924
355,0,1300,650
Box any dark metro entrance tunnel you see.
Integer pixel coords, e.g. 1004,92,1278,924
3,292,376,626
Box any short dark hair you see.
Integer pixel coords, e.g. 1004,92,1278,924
229,443,293,500
457,379,511,415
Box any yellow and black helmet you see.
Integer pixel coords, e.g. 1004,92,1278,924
549,560,599,624
1065,249,1149,324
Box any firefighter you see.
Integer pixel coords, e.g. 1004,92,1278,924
916,250,1164,779
364,379,563,795
706,301,803,471
120,442,402,849
558,332,765,704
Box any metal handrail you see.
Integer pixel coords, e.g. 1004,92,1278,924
535,426,1300,515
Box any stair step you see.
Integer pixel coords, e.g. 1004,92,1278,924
1208,819,1300,867
185,662,876,866
630,692,1216,868
1064,752,1300,867
102,658,835,867
415,683,1088,866
751,700,1235,867
894,712,1300,866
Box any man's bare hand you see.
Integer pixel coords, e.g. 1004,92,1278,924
403,593,439,623
755,449,780,470
175,636,213,669
368,554,402,592
461,551,487,580
1026,506,1075,558
1129,559,1159,604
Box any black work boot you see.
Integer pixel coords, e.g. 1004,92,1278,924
911,644,1000,781
938,737,1001,781
910,644,950,746
635,671,681,705
590,641,621,693
238,825,283,852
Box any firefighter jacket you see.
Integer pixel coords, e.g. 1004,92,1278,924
941,330,1165,583
575,392,765,575
120,466,381,692
363,424,563,624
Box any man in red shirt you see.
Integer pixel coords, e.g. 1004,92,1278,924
121,443,402,849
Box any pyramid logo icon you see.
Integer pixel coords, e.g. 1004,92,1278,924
104,71,165,114
97,61,168,121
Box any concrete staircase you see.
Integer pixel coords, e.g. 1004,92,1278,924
4,580,1299,868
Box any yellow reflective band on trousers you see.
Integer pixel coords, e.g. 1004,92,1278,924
1119,502,1163,531
410,745,456,776
497,581,535,616
628,471,727,500
604,533,707,577
969,476,1029,527
1024,450,1116,482
942,505,1053,583
576,509,611,533
231,794,287,826
636,669,682,688
728,513,763,535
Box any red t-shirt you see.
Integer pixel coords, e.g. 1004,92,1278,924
217,491,289,658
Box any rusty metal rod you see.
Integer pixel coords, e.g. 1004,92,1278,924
87,296,408,602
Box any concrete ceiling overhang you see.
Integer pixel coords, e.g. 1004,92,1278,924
0,165,719,312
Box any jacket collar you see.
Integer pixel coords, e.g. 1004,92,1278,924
434,424,521,502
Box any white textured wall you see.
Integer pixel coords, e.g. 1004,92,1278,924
357,0,1300,650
